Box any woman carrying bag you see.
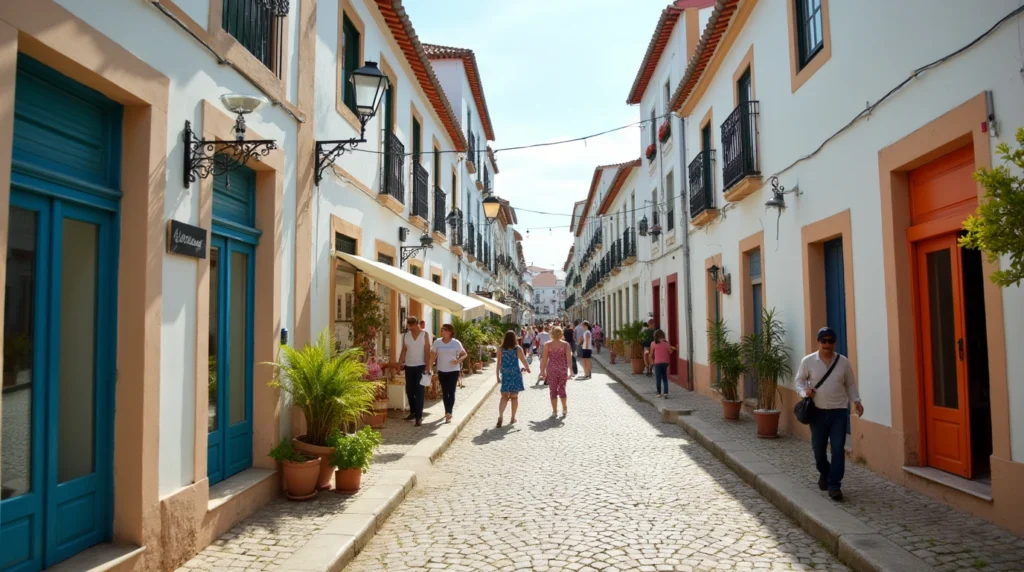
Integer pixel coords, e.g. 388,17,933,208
431,323,468,424
396,316,432,426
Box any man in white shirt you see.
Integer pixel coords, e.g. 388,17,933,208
397,316,431,426
795,327,863,501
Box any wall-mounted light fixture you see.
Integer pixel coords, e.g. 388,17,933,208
183,94,277,188
401,232,434,265
638,214,649,236
314,62,390,185
707,264,731,295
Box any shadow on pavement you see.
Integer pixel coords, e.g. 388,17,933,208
471,426,516,445
528,415,565,432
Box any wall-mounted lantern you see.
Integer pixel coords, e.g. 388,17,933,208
401,232,434,265
707,264,731,295
314,61,390,185
183,94,277,188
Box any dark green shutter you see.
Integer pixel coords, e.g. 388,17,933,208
342,16,360,114
412,118,421,163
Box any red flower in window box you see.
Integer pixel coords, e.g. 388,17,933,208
645,143,657,161
658,122,671,143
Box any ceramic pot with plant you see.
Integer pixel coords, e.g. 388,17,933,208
330,426,383,494
615,321,647,375
740,308,792,438
268,329,376,489
268,438,321,500
708,319,744,420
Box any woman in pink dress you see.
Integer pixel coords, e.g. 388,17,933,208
540,326,573,417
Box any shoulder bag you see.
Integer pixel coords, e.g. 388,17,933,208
793,356,839,425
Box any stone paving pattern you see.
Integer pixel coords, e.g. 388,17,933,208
177,366,494,572
345,368,846,571
593,353,1024,572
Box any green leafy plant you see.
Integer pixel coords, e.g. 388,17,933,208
614,321,646,360
740,308,792,411
267,438,314,463
453,317,486,368
708,319,743,402
350,277,388,360
329,426,383,473
267,329,376,446
960,127,1024,287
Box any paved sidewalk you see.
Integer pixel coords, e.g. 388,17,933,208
178,365,497,572
593,352,1024,572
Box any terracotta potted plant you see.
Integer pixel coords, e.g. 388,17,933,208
708,319,743,420
740,308,793,438
268,329,376,489
608,338,617,364
616,321,647,375
331,425,383,494
268,438,321,500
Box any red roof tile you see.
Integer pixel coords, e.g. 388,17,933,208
669,0,736,113
487,145,498,173
423,43,497,141
576,159,642,237
376,1,467,152
596,159,642,216
627,0,715,105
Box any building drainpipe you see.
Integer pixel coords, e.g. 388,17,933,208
676,112,695,390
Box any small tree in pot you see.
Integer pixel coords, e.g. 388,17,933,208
615,321,647,375
268,329,376,489
330,425,383,494
707,319,744,420
740,308,793,437
267,438,320,500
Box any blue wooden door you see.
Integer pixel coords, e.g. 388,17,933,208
207,165,258,485
823,238,850,433
2,55,120,571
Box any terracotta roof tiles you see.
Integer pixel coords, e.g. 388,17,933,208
627,0,715,105
423,43,497,141
669,0,736,113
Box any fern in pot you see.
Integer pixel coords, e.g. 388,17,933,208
267,329,376,489
740,308,793,437
330,426,383,494
708,319,744,420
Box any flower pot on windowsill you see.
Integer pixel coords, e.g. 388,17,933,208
293,437,336,490
753,409,781,438
334,468,362,494
282,457,321,500
721,399,742,420
645,143,657,162
658,122,671,143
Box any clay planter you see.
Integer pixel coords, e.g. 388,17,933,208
473,362,483,373
281,457,321,500
753,410,781,438
334,468,362,494
293,437,336,490
630,358,645,375
365,408,387,429
721,399,742,420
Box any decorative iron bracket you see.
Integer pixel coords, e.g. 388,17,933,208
183,120,277,188
315,137,366,185
400,245,428,266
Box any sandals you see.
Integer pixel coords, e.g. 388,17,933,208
445,414,452,424
496,417,503,428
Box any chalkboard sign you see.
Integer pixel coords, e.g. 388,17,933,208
167,220,207,259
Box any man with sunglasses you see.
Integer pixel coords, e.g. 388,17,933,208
795,327,863,502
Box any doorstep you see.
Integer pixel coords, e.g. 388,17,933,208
903,465,993,502
207,467,277,512
47,543,145,572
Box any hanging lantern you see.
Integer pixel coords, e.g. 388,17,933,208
638,215,649,236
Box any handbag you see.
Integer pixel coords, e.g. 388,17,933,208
793,356,840,425
419,371,432,387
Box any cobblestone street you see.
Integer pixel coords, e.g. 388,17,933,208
345,369,845,571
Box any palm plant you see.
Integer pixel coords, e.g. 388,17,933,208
740,307,793,411
615,320,646,360
707,319,743,402
267,329,376,446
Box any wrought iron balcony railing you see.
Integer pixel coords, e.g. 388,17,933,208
477,231,483,261
382,131,405,204
484,168,491,194
467,221,476,255
412,163,429,220
223,0,288,78
433,187,446,235
688,149,715,220
721,101,760,191
468,132,476,167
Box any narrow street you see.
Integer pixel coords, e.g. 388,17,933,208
344,367,844,571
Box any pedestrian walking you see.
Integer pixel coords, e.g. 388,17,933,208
431,323,468,424
592,323,603,354
396,316,432,426
650,330,676,398
578,321,593,379
522,327,534,354
795,327,863,502
496,331,531,427
540,326,573,417
640,318,655,376
535,326,552,383
563,320,579,377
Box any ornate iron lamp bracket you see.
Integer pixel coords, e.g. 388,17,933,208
183,120,277,188
400,245,427,266
315,136,366,185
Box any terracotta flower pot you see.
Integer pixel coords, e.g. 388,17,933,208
473,362,483,372
609,350,617,364
281,457,321,500
721,399,742,420
293,437,336,490
335,468,362,494
753,410,781,438
630,358,645,375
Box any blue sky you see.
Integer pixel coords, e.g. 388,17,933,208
404,0,668,272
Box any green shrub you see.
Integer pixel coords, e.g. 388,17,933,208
329,426,383,473
267,438,313,463
708,319,743,402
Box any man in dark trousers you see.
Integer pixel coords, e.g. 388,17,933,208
564,319,578,377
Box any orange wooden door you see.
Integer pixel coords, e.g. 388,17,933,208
916,233,972,478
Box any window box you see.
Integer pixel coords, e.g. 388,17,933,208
658,122,671,143
645,143,657,162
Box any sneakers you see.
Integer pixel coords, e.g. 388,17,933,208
818,475,828,491
828,487,843,502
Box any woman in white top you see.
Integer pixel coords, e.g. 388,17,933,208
396,316,431,426
430,323,468,424
578,321,593,379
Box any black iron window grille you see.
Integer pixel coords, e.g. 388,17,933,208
467,221,476,255
688,149,715,219
222,0,289,78
382,131,405,204
721,101,760,191
477,231,483,261
433,188,446,235
467,131,476,167
412,163,429,220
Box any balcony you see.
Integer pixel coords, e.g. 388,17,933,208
223,0,288,78
476,231,483,268
721,101,761,202
410,163,430,231
623,228,637,264
432,187,447,243
484,168,492,194
379,131,405,214
466,132,477,174
466,221,476,259
688,149,717,227
475,151,485,190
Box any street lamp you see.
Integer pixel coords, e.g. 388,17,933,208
482,195,501,223
315,61,390,184
183,93,278,188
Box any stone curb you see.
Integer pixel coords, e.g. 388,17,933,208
279,371,500,572
594,358,934,572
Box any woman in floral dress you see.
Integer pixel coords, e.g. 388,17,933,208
540,326,573,417
496,331,531,427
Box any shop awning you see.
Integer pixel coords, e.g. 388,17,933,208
336,253,487,319
472,294,513,317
